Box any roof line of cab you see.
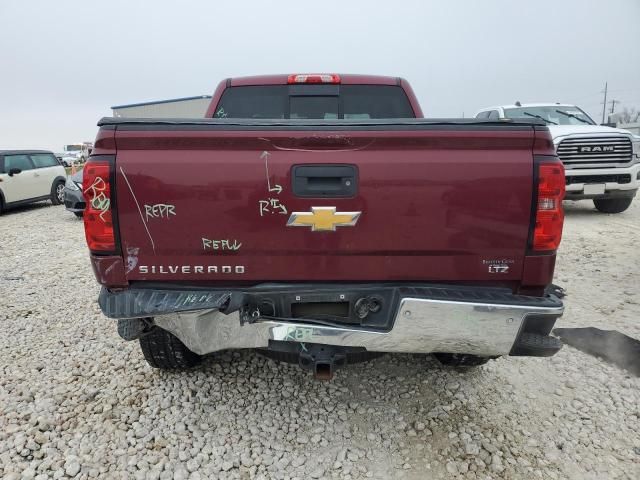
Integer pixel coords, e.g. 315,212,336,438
227,74,402,86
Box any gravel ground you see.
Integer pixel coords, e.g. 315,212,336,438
1,200,639,480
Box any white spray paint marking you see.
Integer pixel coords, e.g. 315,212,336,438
258,151,287,216
120,167,156,253
258,198,288,216
84,177,111,221
261,151,283,194
144,204,176,221
202,238,242,251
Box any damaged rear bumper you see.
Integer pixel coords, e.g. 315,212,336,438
99,284,564,357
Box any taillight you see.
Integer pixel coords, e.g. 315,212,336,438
532,162,565,251
82,159,115,252
287,73,341,84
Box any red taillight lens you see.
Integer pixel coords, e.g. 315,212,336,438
287,73,341,84
533,162,565,251
82,160,115,251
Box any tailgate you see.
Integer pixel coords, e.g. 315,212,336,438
112,122,535,284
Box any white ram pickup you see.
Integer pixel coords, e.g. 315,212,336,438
476,103,640,213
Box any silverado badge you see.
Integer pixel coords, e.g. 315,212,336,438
287,207,361,232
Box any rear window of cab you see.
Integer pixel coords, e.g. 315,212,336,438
213,85,415,119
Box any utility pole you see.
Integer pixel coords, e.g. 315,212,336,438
601,82,608,124
610,99,618,114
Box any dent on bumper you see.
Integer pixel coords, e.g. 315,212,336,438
152,297,563,357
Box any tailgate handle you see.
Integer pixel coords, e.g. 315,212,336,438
292,164,358,198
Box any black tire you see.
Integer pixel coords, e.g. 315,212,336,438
593,197,633,214
433,353,492,367
74,211,83,218
51,180,65,205
139,327,202,369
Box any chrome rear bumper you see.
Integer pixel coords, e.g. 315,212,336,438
153,296,563,357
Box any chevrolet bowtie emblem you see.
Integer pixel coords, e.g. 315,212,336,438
287,207,361,232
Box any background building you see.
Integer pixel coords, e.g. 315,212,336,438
618,123,640,135
111,95,212,118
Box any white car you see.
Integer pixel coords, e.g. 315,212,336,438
0,150,67,214
475,103,640,213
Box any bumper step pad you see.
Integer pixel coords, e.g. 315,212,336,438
511,332,563,357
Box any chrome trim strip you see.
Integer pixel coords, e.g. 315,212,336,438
154,297,564,357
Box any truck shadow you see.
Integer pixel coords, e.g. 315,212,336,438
562,201,636,217
0,201,55,217
562,201,602,216
167,349,490,416
554,327,640,376
147,351,543,477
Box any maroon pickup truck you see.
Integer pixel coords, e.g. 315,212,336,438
84,74,565,378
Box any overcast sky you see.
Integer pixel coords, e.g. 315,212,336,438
1,0,639,151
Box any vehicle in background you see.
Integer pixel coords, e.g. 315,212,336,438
59,142,93,166
63,169,85,217
476,103,640,213
83,74,565,379
0,150,67,214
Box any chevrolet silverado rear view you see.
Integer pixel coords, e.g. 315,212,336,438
84,74,566,378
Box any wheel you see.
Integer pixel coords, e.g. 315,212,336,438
138,327,202,369
593,197,633,214
74,211,83,218
433,353,492,367
51,180,65,205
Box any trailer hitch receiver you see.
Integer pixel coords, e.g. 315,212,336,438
298,344,347,380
